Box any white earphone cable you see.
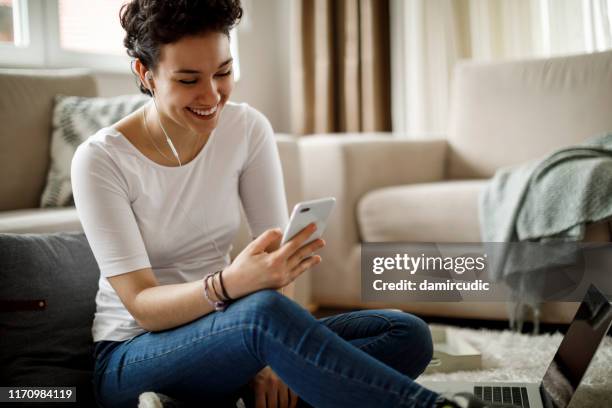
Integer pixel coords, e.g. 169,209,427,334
143,70,250,292
151,94,182,166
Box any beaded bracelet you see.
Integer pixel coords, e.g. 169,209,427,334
203,272,230,311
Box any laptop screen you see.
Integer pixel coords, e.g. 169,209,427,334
540,285,612,408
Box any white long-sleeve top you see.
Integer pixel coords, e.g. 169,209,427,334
71,102,289,342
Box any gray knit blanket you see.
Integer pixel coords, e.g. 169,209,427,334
479,133,612,330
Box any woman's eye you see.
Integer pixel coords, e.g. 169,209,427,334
179,79,198,85
216,70,232,77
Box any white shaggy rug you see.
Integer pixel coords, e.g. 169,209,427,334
417,325,612,407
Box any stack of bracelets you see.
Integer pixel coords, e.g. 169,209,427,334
203,270,233,311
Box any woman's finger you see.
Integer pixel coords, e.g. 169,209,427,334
278,383,289,408
290,255,321,280
276,223,317,259
255,388,266,408
287,239,324,269
266,384,278,408
289,389,299,408
249,228,283,254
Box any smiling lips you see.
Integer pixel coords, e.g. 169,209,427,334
187,104,218,118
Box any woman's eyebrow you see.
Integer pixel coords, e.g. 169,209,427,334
173,58,234,74
218,58,233,68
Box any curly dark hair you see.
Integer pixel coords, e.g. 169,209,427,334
120,0,242,95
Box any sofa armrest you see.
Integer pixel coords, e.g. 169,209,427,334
298,134,448,305
275,133,302,211
300,134,447,244
0,207,82,233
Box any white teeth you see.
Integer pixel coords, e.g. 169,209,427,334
189,105,217,116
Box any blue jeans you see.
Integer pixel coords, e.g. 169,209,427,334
93,290,439,408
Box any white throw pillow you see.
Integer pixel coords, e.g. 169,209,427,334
41,94,149,208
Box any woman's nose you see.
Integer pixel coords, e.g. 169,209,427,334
198,79,221,105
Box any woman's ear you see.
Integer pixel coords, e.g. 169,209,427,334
134,59,153,94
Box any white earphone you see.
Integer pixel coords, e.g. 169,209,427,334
145,71,154,94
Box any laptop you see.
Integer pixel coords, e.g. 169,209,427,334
420,284,612,408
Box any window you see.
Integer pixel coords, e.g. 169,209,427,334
0,0,44,66
0,0,129,71
40,0,131,72
57,0,127,56
0,0,241,77
0,0,15,44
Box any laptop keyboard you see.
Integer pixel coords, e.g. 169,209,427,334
474,386,530,407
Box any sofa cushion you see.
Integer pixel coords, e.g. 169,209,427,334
357,180,487,243
0,232,99,407
41,94,149,207
0,69,97,212
447,50,612,179
0,207,82,234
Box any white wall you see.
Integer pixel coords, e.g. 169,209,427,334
95,0,292,133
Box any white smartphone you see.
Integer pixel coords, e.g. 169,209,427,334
281,197,336,246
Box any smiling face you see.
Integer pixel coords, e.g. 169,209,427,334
147,31,234,138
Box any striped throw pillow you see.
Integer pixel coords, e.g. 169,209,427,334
41,94,149,207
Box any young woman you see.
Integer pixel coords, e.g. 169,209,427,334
71,1,506,407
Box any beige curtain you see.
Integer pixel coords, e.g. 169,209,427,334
391,0,612,137
290,0,391,135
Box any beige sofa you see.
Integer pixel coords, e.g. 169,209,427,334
299,50,612,323
0,68,310,306
4,51,612,324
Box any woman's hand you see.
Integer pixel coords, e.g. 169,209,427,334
225,223,325,293
249,366,299,408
